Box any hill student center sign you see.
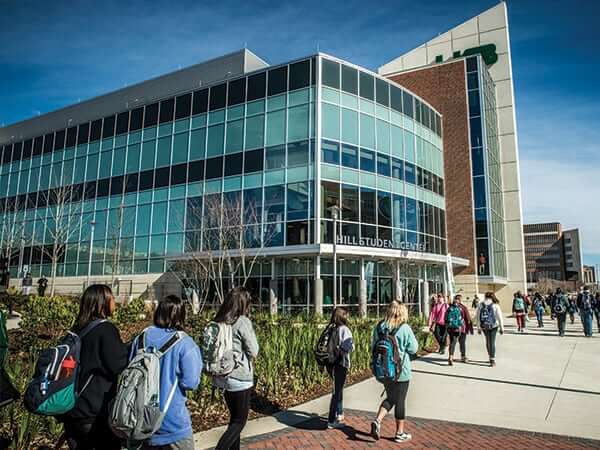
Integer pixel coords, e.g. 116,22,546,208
336,234,428,252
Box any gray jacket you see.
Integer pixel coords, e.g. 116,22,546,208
229,315,259,382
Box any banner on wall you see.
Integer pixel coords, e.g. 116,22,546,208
445,253,456,299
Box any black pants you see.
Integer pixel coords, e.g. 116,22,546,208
448,331,466,358
433,324,447,351
215,388,252,450
594,309,600,332
63,417,121,450
327,364,348,423
482,328,498,360
557,314,567,336
381,380,410,420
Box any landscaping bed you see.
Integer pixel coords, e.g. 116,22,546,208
1,294,434,449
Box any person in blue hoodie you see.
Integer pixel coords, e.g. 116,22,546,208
130,295,203,450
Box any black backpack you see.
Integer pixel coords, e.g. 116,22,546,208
314,323,338,366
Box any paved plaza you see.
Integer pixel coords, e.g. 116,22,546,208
196,316,600,449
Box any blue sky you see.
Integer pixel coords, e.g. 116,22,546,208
1,0,598,268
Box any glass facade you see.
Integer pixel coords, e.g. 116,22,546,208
0,53,448,311
466,56,507,279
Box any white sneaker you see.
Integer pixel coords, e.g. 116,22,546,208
394,432,412,443
370,420,381,440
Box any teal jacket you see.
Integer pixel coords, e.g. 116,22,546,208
0,310,8,366
371,322,419,382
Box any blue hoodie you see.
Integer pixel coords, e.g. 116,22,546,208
130,326,203,446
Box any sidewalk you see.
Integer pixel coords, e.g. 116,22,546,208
194,316,600,448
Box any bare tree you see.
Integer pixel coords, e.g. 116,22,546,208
0,197,27,282
36,183,83,296
169,192,276,308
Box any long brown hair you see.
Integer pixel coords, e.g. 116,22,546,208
75,284,114,330
329,307,349,327
214,286,251,325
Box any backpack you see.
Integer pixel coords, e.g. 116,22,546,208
314,323,339,367
514,297,525,311
201,321,235,377
534,299,544,312
109,329,184,444
580,293,592,312
371,322,403,382
553,296,567,315
479,304,496,330
445,304,464,331
23,319,106,416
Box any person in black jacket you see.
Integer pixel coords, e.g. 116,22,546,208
60,284,128,450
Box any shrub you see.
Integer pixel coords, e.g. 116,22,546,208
18,296,78,348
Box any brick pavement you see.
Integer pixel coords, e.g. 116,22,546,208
241,410,600,449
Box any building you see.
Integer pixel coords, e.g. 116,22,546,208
378,2,526,307
582,265,597,288
0,49,468,314
523,222,565,284
523,222,584,289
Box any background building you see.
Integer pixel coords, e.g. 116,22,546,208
523,222,584,290
378,2,525,307
0,50,466,313
582,265,597,288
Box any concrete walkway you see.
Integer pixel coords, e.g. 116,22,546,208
194,316,600,448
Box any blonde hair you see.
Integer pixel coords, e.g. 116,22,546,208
384,301,408,329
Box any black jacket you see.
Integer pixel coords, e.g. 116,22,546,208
64,321,128,422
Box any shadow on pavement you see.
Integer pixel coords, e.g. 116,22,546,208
339,424,375,443
416,356,449,367
274,410,327,431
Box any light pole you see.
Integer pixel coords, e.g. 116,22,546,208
87,221,96,288
328,205,340,306
18,236,25,279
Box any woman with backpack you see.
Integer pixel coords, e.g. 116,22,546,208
474,292,504,367
370,301,418,444
551,288,570,337
532,292,546,328
444,294,473,365
325,307,354,429
213,287,259,450
127,295,202,450
428,294,448,355
61,284,128,450
568,294,577,325
512,291,526,333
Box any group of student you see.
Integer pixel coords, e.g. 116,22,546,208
429,292,505,367
16,284,258,450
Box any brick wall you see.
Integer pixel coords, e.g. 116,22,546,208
387,61,475,274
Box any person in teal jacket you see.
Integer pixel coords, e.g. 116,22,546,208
370,301,418,444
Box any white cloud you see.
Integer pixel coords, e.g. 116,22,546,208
520,157,600,265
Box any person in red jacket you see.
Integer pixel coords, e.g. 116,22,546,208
444,294,474,365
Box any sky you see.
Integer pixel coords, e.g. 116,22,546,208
0,0,598,267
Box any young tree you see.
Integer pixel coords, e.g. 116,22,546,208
0,197,26,287
36,183,83,296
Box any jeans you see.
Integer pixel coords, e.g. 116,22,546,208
327,364,348,423
63,417,121,450
381,380,410,420
581,310,594,337
448,331,466,358
433,324,447,351
556,314,567,336
482,328,498,360
535,309,544,327
215,387,252,450
142,437,195,450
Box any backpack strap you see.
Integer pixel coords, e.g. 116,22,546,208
78,319,107,339
157,331,185,358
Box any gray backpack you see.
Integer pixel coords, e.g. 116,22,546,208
109,329,184,444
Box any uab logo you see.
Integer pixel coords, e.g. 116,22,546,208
436,43,498,66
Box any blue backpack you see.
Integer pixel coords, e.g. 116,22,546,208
446,304,464,330
479,304,496,330
371,322,403,383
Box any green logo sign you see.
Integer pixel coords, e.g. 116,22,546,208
437,43,498,66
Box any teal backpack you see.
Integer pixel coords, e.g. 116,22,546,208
446,304,464,331
514,297,525,311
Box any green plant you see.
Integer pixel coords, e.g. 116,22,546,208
18,295,78,347
113,296,147,329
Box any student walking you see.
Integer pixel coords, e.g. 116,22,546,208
444,294,473,365
213,287,259,450
551,288,570,337
577,287,594,337
60,285,128,450
532,292,546,328
512,291,526,333
370,301,418,443
428,294,448,354
474,292,504,367
325,307,354,429
567,295,577,324
593,293,600,333
127,295,203,450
